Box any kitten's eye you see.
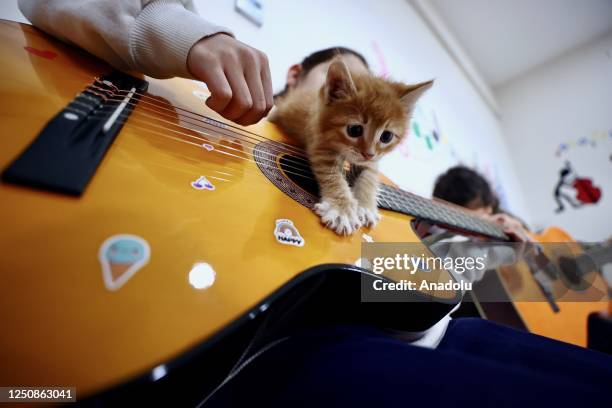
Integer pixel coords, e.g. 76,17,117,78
380,130,394,143
346,124,363,138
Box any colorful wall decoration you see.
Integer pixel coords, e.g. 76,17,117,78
555,129,612,157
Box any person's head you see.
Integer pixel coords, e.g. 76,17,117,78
276,47,370,98
433,166,497,215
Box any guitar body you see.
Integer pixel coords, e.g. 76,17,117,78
495,227,609,346
0,21,459,397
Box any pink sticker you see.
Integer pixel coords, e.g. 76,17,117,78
24,46,57,60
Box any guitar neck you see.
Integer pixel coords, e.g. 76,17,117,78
378,184,508,240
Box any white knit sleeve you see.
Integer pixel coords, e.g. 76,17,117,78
18,0,233,78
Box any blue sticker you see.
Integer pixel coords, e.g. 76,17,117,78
99,234,151,291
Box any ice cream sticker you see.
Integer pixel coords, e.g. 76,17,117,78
99,234,151,291
274,219,305,247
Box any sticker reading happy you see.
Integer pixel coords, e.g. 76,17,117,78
274,219,305,247
99,234,151,291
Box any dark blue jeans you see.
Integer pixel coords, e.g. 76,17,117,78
205,318,612,407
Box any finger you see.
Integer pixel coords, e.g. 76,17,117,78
260,54,274,114
504,226,526,242
235,61,268,125
221,67,253,122
199,64,233,114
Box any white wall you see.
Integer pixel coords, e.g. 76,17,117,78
497,31,612,241
0,1,26,23
0,0,530,222
194,0,529,219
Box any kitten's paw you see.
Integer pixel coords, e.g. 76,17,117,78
357,205,381,228
314,200,361,236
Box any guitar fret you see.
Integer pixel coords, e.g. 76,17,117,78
378,192,392,209
378,185,506,240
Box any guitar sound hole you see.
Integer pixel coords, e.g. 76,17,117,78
279,154,320,198
559,257,581,285
253,141,319,209
558,256,590,291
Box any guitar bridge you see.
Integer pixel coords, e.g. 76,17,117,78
1,71,148,195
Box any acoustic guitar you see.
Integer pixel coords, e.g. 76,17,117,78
472,227,610,347
0,21,510,400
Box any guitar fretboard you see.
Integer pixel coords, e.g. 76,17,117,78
378,184,508,240
252,141,509,241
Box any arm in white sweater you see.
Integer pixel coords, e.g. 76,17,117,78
18,0,232,78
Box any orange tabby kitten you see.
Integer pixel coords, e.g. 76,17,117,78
270,60,433,235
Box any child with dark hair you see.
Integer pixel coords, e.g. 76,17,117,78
433,166,497,213
433,165,530,241
274,46,369,99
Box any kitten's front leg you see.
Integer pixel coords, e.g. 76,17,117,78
352,165,381,228
311,152,361,236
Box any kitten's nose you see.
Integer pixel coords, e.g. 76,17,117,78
361,151,375,160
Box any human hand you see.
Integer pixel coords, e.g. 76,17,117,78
486,213,533,243
187,33,273,125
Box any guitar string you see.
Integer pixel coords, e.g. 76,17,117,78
81,86,316,175
77,89,487,214
68,85,506,237
75,102,439,210
77,79,387,184
70,103,339,184
114,114,503,236
68,102,360,195
65,101,504,237
70,101,429,208
91,80,308,155
85,80,505,233
71,83,313,188
72,97,503,237
84,84,498,220
70,98,317,179
90,87,309,160
86,84,506,229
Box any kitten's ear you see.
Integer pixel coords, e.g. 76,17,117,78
398,80,434,110
324,59,357,102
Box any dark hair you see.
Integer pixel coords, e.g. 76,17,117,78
275,46,369,99
433,166,496,209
